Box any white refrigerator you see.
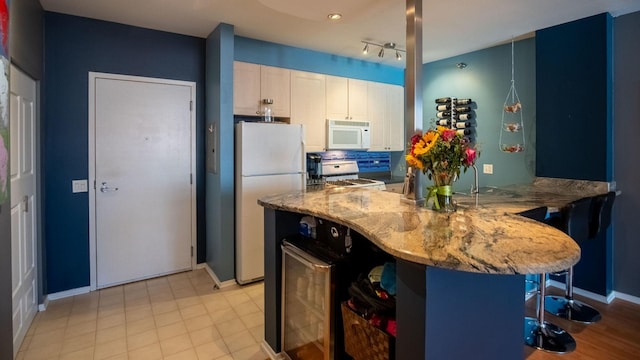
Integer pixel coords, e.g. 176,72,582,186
235,121,305,284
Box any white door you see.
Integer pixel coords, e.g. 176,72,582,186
10,65,38,357
90,73,195,289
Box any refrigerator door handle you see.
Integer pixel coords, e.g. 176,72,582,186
301,139,307,184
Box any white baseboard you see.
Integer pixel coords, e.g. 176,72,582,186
38,297,50,312
548,280,612,304
261,340,286,360
38,286,91,311
610,291,640,305
196,263,237,289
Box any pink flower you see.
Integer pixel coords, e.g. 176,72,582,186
463,147,477,166
441,129,456,142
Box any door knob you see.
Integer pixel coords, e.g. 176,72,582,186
100,182,119,193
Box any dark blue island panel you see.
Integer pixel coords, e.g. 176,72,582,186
264,208,526,359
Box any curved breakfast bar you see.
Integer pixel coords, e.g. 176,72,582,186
258,182,607,359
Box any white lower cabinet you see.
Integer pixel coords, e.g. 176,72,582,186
290,71,327,152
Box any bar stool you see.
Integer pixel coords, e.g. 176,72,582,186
544,196,602,323
520,207,576,353
589,191,616,239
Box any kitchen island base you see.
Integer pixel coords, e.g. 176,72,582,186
263,207,529,359
397,260,525,359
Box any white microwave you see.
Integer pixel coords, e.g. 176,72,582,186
326,119,371,150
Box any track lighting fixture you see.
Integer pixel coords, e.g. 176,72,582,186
361,41,406,60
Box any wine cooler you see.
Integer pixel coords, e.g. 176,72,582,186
281,240,336,360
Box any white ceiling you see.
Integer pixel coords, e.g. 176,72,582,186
39,0,640,67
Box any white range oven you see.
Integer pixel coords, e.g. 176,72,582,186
316,160,386,190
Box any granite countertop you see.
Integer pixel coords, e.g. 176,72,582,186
257,179,612,275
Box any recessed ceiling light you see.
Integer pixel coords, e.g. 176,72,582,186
327,13,342,20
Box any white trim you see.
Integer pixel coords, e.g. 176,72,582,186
197,263,238,289
260,340,286,360
38,297,49,312
44,286,91,302
548,280,612,304
88,72,197,290
610,291,640,305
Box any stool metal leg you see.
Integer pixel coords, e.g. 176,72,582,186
544,266,602,323
524,274,576,353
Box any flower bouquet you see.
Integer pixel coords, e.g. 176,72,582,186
406,126,478,211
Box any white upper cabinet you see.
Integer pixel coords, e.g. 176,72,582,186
260,65,291,117
290,70,327,153
234,62,261,116
386,84,405,151
325,76,367,121
367,82,387,151
368,82,405,151
234,61,291,118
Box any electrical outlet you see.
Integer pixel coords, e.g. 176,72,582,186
72,179,88,193
483,164,494,175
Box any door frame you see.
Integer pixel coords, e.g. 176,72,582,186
88,72,197,291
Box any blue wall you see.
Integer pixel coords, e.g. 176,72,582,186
205,24,236,282
613,11,640,298
420,38,537,192
43,12,206,293
536,14,613,181
536,13,614,296
234,36,405,85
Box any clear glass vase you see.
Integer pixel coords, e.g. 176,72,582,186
429,171,457,212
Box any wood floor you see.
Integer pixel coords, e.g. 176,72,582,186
524,287,640,360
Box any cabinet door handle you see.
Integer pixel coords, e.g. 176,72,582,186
23,195,28,212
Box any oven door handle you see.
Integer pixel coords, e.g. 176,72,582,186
282,243,331,272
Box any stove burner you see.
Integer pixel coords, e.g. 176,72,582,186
324,177,385,190
346,178,376,185
326,180,355,186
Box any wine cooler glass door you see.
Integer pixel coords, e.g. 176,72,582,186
281,243,334,360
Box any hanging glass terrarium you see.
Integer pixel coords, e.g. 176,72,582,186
499,39,525,153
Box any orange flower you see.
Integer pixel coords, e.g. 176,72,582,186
405,154,424,170
413,131,438,156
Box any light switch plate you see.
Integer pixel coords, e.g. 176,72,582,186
72,179,88,193
483,164,493,174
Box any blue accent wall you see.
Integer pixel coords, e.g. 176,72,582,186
205,24,236,281
536,13,613,181
43,12,206,293
536,13,614,296
421,38,537,192
234,36,404,85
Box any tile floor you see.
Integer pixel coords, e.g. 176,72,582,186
16,269,268,360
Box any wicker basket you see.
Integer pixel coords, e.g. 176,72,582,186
341,302,395,360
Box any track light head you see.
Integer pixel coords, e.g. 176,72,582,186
396,50,402,60
378,47,384,58
362,43,369,54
